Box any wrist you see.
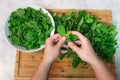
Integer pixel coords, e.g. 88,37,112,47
41,57,53,67
87,52,100,65
89,55,100,66
42,56,54,65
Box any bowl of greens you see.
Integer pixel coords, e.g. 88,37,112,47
5,5,55,52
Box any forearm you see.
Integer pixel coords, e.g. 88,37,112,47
32,58,52,80
90,56,116,80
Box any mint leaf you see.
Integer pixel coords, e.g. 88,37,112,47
57,25,65,36
70,34,79,41
86,18,94,24
59,54,66,60
72,57,81,68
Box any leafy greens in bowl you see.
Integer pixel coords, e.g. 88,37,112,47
5,5,55,52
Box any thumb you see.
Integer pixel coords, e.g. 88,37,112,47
56,37,66,48
68,42,79,53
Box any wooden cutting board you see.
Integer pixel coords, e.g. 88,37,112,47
14,9,115,80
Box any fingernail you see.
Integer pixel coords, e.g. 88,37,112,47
62,37,66,40
68,42,72,45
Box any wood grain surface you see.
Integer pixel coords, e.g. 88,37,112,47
14,9,115,80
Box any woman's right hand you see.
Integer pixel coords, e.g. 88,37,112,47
68,31,116,80
68,31,98,64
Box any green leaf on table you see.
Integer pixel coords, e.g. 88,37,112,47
77,17,84,31
72,57,81,68
86,18,94,24
59,54,66,60
57,25,65,36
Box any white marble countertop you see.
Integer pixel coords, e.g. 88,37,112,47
0,0,120,80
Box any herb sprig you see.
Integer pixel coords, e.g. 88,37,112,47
52,10,118,68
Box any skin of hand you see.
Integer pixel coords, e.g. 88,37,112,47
68,31,116,80
32,34,66,80
68,31,97,64
43,34,66,63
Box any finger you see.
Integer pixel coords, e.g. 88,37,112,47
56,37,66,48
60,50,68,54
54,37,61,42
71,31,86,42
46,34,61,45
53,34,61,40
53,34,62,45
74,40,81,45
62,44,69,48
46,37,54,46
68,42,79,53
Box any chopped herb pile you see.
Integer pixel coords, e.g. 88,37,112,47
52,10,118,68
8,7,54,50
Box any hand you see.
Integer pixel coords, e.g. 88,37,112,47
43,34,66,64
68,31,98,64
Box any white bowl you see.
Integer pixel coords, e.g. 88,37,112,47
5,5,55,52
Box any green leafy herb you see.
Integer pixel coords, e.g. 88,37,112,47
57,25,65,36
72,57,81,68
59,54,66,60
8,7,54,50
69,34,79,41
52,10,118,68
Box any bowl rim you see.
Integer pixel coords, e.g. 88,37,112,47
5,5,55,52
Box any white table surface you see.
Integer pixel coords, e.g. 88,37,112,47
0,0,120,80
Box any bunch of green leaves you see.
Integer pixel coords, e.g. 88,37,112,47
8,7,54,50
52,10,118,68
